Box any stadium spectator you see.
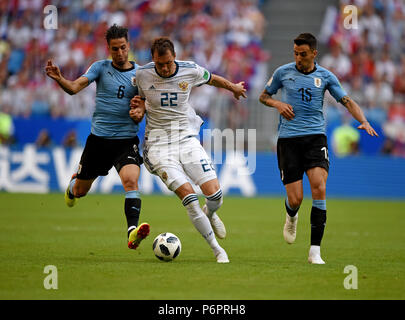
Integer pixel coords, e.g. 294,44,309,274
321,0,405,157
0,0,268,135
375,49,396,85
393,55,405,98
35,129,52,148
331,116,360,157
62,129,78,148
364,74,393,110
320,40,352,81
382,120,405,157
350,49,375,83
358,2,385,51
0,107,14,145
347,76,367,108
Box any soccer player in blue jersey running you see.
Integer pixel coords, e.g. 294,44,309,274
45,24,150,251
259,33,378,264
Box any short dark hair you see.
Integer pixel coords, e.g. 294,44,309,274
105,24,128,44
151,37,175,57
294,33,317,50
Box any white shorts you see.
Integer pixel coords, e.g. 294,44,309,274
143,136,217,191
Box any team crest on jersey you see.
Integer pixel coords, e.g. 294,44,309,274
314,77,322,88
131,76,137,87
179,81,188,91
179,81,189,91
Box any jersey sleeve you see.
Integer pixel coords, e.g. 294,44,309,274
264,67,283,95
194,64,211,87
326,71,347,102
81,60,102,84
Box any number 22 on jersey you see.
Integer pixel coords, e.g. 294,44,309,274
161,92,178,107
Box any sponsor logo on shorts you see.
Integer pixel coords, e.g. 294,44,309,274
161,171,168,181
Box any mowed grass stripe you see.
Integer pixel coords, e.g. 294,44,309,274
0,193,404,299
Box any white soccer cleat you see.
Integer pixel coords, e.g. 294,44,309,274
308,246,326,264
215,247,229,263
283,213,298,244
308,255,326,264
203,205,226,239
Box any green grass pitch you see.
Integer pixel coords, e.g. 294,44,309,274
0,193,404,300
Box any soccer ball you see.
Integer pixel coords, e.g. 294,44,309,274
152,232,181,262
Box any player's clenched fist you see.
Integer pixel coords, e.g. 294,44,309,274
129,95,145,123
130,95,145,109
45,59,62,81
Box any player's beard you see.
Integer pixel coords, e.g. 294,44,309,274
297,61,312,73
114,54,127,67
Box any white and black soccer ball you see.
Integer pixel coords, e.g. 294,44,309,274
153,232,181,262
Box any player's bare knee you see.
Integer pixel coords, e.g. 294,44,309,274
312,183,326,199
121,177,139,191
175,183,195,200
200,179,220,195
73,186,88,198
288,195,303,209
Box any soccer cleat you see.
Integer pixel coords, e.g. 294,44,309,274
215,247,229,263
308,254,326,264
308,246,326,264
283,212,298,244
203,204,226,239
128,222,150,250
64,174,77,208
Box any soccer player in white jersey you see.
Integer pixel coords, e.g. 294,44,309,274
130,37,247,263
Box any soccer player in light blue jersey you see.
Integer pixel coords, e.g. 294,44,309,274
45,25,150,251
259,33,378,264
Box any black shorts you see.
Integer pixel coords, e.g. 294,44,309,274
77,134,143,180
277,134,329,185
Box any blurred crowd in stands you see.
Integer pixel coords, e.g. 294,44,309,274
320,0,405,157
0,0,268,141
1,0,405,158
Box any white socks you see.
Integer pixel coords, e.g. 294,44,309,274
205,189,223,217
309,245,321,257
182,194,220,251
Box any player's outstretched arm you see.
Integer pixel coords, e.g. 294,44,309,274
259,90,295,120
129,95,146,123
207,74,247,100
340,96,378,137
45,59,89,95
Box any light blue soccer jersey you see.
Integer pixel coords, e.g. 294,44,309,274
265,62,347,138
82,59,140,138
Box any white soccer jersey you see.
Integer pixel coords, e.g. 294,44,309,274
135,60,211,143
